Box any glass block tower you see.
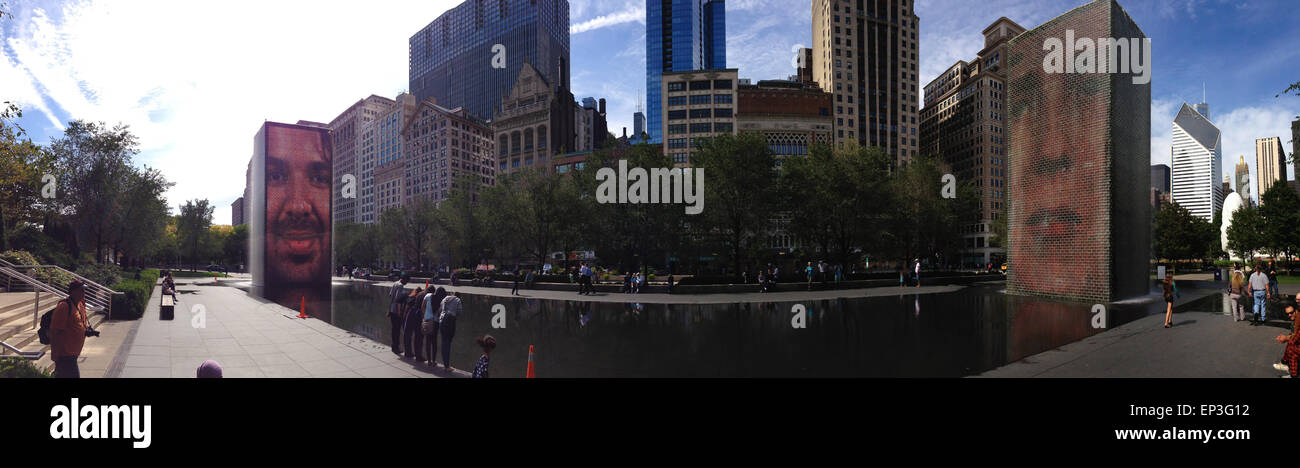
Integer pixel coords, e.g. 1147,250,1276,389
646,0,727,144
410,0,571,122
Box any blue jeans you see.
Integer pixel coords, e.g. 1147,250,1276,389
1269,279,1279,298
1253,290,1267,320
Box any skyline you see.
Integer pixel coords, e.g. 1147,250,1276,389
1,0,1298,224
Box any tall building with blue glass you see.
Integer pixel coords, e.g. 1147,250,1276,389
646,0,726,143
410,0,571,122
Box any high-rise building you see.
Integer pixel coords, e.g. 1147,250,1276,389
373,94,420,218
796,47,814,85
646,0,728,144
919,17,1023,266
493,62,576,175
1256,136,1288,201
329,95,395,224
1005,0,1150,303
572,97,607,153
813,0,920,167
1151,164,1170,210
1222,175,1233,198
231,197,245,226
1235,155,1251,205
633,111,646,140
661,68,738,165
1171,103,1222,221
406,99,496,204
409,0,571,122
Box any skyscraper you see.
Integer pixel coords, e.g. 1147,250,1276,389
329,95,396,224
1235,155,1251,206
646,0,727,144
634,111,646,140
1171,102,1222,221
409,0,571,122
813,0,920,167
1256,136,1288,201
1004,0,1150,303
919,17,1023,267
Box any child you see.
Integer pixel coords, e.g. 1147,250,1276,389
472,335,497,378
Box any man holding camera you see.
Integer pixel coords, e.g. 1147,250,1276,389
51,280,98,378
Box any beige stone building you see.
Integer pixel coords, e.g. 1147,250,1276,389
492,62,575,176
405,99,496,204
1255,136,1288,201
329,95,394,224
813,0,920,167
661,68,738,166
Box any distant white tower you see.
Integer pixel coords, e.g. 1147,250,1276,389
1171,102,1223,221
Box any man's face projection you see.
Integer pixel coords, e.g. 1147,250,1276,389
265,126,330,285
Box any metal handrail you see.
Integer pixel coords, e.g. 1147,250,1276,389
0,258,120,318
0,339,44,360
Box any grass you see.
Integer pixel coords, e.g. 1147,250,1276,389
169,270,223,279
0,358,51,378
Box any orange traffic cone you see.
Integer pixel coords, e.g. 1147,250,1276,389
526,345,536,379
297,296,309,318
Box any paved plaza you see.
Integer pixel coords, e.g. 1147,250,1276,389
108,279,469,378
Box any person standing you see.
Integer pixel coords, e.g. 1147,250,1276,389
1229,265,1247,322
1267,261,1280,300
51,280,93,378
472,335,496,378
422,287,447,367
511,268,520,296
438,291,462,371
1162,273,1176,328
402,287,425,360
914,259,922,288
805,262,814,291
584,264,596,294
1272,303,1298,377
387,275,409,355
1249,263,1271,324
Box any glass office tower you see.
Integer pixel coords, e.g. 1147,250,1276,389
646,0,726,144
410,0,571,122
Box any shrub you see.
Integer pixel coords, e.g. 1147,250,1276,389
0,358,51,378
0,250,74,286
76,262,122,287
7,224,74,267
110,268,159,320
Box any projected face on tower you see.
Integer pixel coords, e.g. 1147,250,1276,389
263,125,331,311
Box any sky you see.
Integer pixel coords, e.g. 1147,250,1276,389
3,0,1299,224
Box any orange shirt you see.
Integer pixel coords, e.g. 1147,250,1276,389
50,299,87,358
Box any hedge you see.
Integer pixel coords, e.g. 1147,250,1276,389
110,268,160,320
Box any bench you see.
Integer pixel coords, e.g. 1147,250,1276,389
161,294,175,320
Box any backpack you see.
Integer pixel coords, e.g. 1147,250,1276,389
37,299,71,345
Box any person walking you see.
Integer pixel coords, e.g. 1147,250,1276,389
584,264,596,294
402,287,425,360
471,335,496,378
387,275,409,355
1249,263,1271,324
51,280,95,378
1229,265,1247,322
438,291,462,371
1162,273,1176,328
914,259,922,288
422,287,447,367
511,268,520,296
805,262,814,291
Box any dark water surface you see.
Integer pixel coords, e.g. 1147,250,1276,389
325,282,1204,377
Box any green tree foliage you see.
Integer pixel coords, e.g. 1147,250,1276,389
176,199,214,270
1259,182,1300,259
378,197,438,269
1227,205,1266,262
1154,202,1216,270
886,154,977,268
689,132,778,274
780,143,893,266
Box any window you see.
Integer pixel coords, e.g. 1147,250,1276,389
689,108,712,119
714,108,733,118
713,122,733,133
713,79,733,90
668,82,686,92
668,110,688,120
668,96,688,106
690,123,712,133
668,124,687,135
690,80,712,90
713,94,733,104
668,138,689,149
690,95,712,105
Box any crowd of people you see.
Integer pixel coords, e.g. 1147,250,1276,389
384,274,494,378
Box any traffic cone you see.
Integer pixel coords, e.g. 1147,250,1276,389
297,296,309,318
526,345,536,378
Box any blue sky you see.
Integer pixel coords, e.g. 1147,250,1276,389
3,0,1299,223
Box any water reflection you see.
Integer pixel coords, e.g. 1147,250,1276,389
327,282,1174,377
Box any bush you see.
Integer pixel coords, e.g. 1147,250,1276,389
0,250,74,287
76,262,122,287
110,268,159,319
7,224,74,267
0,358,51,378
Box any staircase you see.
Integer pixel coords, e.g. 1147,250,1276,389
0,291,59,356
0,260,115,362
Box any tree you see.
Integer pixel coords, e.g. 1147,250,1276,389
47,120,142,262
110,166,172,266
1227,206,1266,262
780,143,893,267
1260,182,1300,261
690,132,778,274
333,222,376,268
886,154,977,269
223,224,249,268
176,199,214,270
1154,202,1215,271
378,198,437,269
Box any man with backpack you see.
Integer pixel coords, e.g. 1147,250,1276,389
49,280,97,378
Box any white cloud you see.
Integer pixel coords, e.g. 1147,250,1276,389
1214,103,1300,203
571,1,643,35
1,0,460,224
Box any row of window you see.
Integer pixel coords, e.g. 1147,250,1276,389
666,79,734,92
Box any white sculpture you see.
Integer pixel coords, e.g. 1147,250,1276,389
1220,191,1244,258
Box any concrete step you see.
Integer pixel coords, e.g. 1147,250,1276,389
0,294,59,331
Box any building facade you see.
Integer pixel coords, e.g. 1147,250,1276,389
661,68,739,165
646,0,728,144
812,0,920,167
1151,164,1170,210
231,197,245,226
918,17,1023,266
574,97,608,153
372,94,420,218
1255,136,1288,201
406,99,497,204
409,0,571,122
493,62,576,176
1171,102,1222,221
1005,0,1150,303
1235,155,1251,205
329,95,395,224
